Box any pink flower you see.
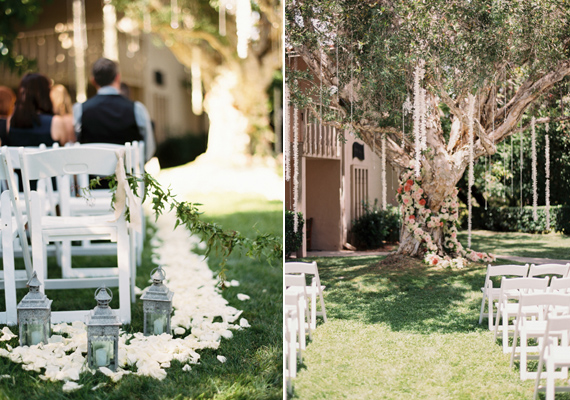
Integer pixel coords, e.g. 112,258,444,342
406,179,414,186
397,187,402,194
409,215,416,221
419,199,426,206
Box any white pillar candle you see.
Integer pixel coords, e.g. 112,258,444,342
95,347,108,367
31,330,42,345
154,317,164,335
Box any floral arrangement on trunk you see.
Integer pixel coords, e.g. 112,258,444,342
397,167,495,268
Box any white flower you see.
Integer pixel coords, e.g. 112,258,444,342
62,381,83,392
230,280,240,287
237,294,250,301
217,355,227,363
239,318,251,328
174,327,186,336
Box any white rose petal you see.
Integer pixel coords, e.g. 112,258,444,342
236,294,250,301
173,327,185,336
230,280,240,287
239,318,251,328
91,383,106,391
62,381,83,392
217,355,227,363
182,364,192,372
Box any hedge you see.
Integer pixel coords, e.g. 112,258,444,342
463,205,570,234
285,210,304,257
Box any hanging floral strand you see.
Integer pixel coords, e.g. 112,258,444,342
519,118,523,209
420,88,427,151
293,58,300,233
546,123,550,230
467,94,475,248
531,116,538,221
382,133,387,210
402,96,412,148
413,61,425,177
284,80,291,182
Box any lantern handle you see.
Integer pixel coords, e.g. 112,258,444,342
94,286,113,301
151,266,166,279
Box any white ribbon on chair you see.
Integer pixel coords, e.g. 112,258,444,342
112,149,142,232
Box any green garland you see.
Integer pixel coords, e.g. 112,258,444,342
90,173,282,282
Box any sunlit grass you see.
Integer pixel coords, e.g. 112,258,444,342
291,254,569,399
458,230,570,260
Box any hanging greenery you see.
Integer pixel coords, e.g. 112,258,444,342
545,123,550,230
467,94,475,248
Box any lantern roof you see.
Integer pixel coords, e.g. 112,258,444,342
141,267,174,303
87,286,120,327
17,272,52,310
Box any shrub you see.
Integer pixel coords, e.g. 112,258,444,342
350,201,401,250
285,210,304,257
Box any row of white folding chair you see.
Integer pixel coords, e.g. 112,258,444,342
493,277,550,353
533,314,570,400
11,145,132,324
480,263,570,330
509,292,570,380
285,261,327,330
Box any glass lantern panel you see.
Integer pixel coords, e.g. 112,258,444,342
23,323,46,346
146,312,167,335
91,340,114,368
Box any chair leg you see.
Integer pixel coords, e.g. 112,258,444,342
547,359,555,400
60,240,72,278
2,197,17,326
479,291,487,325
319,291,327,323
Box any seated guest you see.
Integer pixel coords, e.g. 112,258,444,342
0,86,16,145
7,73,75,146
74,58,154,160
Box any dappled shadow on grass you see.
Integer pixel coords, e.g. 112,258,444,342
302,254,489,335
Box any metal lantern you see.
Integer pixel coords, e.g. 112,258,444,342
17,271,52,346
140,266,173,335
86,286,120,371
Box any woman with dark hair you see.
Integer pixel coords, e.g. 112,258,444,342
7,73,75,146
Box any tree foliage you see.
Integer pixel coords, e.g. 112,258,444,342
0,0,46,74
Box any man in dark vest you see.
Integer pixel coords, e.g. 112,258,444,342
73,57,155,161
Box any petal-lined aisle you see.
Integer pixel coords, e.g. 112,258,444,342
0,209,249,389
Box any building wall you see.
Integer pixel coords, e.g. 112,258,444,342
341,133,400,245
0,0,207,143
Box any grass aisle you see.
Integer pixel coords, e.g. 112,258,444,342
292,255,552,399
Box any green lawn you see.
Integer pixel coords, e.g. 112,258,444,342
291,252,569,399
0,191,283,399
458,230,570,261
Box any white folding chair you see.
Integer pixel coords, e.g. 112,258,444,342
534,314,570,400
285,273,312,341
529,263,570,283
549,277,570,294
0,147,35,325
494,277,549,353
62,142,141,303
510,293,570,380
284,306,297,395
285,261,327,330
285,290,305,359
17,146,132,324
479,264,529,330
